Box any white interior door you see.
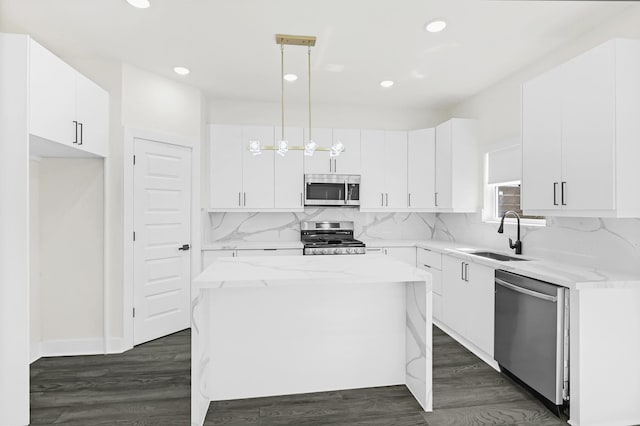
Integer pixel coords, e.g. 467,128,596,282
134,138,191,345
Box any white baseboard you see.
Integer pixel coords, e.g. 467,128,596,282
29,337,131,364
433,318,500,371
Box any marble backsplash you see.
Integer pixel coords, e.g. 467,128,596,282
205,208,437,243
204,209,640,275
435,213,640,276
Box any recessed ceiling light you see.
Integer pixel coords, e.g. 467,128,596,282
425,20,447,33
126,0,150,9
283,73,298,82
380,80,395,88
173,66,190,76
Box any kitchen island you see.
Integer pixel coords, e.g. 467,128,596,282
191,254,432,426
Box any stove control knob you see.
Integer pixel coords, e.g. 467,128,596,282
320,249,327,254
345,248,352,254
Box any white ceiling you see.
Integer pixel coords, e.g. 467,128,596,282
0,0,633,110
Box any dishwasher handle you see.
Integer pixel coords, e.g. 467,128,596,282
495,277,558,302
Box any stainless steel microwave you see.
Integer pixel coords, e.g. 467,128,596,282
304,174,360,207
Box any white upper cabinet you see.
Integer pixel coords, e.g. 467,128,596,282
434,118,478,212
408,128,436,209
210,125,244,209
29,40,76,147
275,127,304,210
521,66,563,211
522,38,640,217
303,128,360,175
332,128,361,174
360,130,408,210
242,126,275,209
29,39,108,157
303,128,333,174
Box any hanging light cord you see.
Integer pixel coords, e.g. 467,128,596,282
308,45,312,142
281,43,285,141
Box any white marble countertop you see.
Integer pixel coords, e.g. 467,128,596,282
200,238,640,290
413,240,640,290
202,240,304,250
194,254,432,290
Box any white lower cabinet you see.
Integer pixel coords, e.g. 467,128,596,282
417,247,443,321
365,246,416,267
441,255,495,356
202,248,302,269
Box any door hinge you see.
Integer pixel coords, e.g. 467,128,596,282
133,231,136,241
133,307,136,318
133,155,136,165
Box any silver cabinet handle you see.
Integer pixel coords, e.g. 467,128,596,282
495,278,558,302
78,122,83,145
300,192,303,206
461,262,465,280
408,193,411,207
464,263,469,282
73,121,78,144
381,193,384,207
435,192,438,207
422,264,431,269
238,192,241,207
333,159,337,173
561,181,567,206
553,182,558,206
243,192,246,206
329,159,333,173
385,193,389,206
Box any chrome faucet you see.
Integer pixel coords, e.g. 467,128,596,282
497,210,522,255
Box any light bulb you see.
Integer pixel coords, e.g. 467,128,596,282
304,140,317,157
330,140,344,157
276,140,289,157
248,140,262,156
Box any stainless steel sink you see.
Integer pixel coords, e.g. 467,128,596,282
468,251,529,261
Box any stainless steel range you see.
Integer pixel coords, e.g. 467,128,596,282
301,221,366,255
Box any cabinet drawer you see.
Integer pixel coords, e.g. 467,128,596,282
417,247,442,270
433,293,443,322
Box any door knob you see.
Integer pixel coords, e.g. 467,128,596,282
178,244,190,251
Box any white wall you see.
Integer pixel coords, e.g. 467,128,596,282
29,159,41,361
436,7,640,275
209,99,445,130
123,65,203,144
39,159,104,341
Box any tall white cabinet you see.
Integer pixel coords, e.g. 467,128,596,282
360,130,408,210
522,38,640,217
407,129,436,210
434,118,478,212
303,128,361,175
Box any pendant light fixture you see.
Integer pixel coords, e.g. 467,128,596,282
246,34,344,157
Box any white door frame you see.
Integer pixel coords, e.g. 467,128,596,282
122,127,201,350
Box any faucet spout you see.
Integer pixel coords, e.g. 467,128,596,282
497,210,522,255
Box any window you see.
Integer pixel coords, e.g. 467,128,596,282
485,143,545,225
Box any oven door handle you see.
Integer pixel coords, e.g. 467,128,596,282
495,278,557,302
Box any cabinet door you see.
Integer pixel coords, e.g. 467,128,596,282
435,121,453,209
561,42,616,211
408,129,436,209
466,263,495,356
274,127,304,210
384,247,416,266
360,130,386,209
236,249,303,257
384,131,408,209
210,125,243,209
521,67,563,211
242,126,275,209
450,119,478,211
29,39,76,146
333,128,361,174
441,256,467,334
303,128,333,174
75,73,109,157
202,250,236,269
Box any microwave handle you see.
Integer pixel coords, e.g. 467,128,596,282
344,181,348,204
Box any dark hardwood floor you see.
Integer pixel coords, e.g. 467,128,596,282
30,326,567,425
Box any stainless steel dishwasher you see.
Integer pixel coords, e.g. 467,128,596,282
494,270,569,413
